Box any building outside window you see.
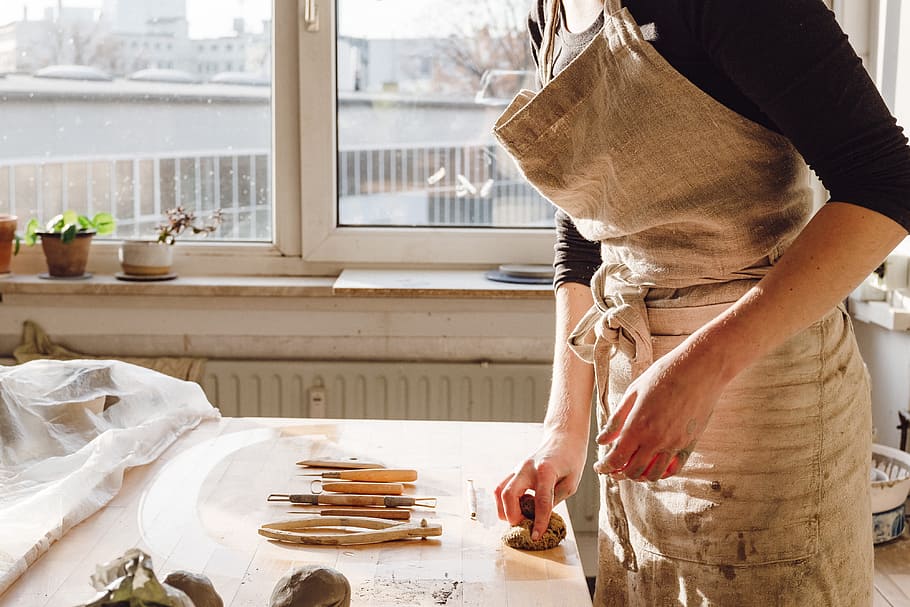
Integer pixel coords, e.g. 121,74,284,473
0,0,272,245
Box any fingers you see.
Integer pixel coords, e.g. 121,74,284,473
593,444,638,475
643,450,673,482
532,464,557,541
661,449,692,479
595,447,692,482
497,460,536,525
493,472,513,521
620,447,657,481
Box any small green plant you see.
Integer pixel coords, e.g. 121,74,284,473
156,207,223,245
21,211,116,250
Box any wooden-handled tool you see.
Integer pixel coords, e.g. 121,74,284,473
299,468,418,482
268,493,437,508
311,480,404,495
296,458,384,469
258,517,442,545
286,508,411,520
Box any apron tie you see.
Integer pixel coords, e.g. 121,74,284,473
567,263,652,572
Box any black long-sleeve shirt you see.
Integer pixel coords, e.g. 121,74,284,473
528,0,910,289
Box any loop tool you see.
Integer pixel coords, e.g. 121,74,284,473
267,493,437,508
258,516,442,545
309,479,404,495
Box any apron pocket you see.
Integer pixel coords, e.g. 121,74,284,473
613,309,835,567
625,481,820,566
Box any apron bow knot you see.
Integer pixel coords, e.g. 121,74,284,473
567,263,652,573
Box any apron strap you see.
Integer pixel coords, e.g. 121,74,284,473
538,0,623,86
567,262,651,572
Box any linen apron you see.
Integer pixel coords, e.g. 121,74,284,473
493,1,874,605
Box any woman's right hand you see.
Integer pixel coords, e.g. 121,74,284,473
494,429,588,541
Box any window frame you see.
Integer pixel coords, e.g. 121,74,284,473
13,0,305,277
297,0,554,267
10,0,554,276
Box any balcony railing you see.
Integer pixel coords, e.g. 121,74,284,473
0,143,551,241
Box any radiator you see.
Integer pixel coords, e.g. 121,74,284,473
201,360,600,540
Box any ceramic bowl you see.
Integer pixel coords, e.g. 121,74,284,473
871,443,910,514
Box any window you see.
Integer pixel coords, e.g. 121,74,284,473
300,0,555,266
0,0,276,254
871,1,910,128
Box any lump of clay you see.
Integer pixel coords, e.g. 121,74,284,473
501,494,567,551
162,583,195,607
165,571,224,607
269,565,351,607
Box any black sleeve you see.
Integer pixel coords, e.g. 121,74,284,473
554,209,602,289
684,0,910,231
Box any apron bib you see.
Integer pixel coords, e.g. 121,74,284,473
494,2,874,605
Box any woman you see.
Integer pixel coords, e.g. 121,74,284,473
493,0,910,604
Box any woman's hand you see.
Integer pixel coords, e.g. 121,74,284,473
594,334,730,482
495,430,588,541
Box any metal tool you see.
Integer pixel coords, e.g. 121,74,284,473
268,493,437,508
310,480,404,495
299,468,417,482
258,516,442,545
286,508,411,520
296,458,385,470
467,479,477,520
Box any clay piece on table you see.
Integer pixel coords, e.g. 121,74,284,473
164,571,224,607
269,565,352,607
162,584,196,607
501,494,567,551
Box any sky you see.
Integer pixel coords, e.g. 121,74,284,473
0,0,272,38
0,1,478,40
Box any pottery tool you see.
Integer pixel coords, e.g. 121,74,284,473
309,480,404,495
298,468,417,482
467,479,477,520
286,508,411,520
268,493,437,508
258,516,442,545
296,458,385,469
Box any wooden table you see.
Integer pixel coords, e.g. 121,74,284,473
0,418,592,607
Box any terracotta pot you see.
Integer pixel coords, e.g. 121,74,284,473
39,231,95,277
0,214,17,274
118,240,174,276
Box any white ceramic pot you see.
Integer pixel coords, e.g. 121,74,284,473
871,443,910,514
118,240,174,276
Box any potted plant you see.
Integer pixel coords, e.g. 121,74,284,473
118,206,223,278
0,214,17,275
22,211,115,278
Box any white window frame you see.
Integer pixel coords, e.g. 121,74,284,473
297,0,554,267
11,0,307,277
5,0,559,276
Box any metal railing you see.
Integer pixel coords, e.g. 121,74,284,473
337,142,553,227
0,149,271,241
0,143,552,240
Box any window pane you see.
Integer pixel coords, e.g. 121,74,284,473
336,0,553,228
0,0,272,242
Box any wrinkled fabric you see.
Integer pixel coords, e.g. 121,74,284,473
14,320,205,383
0,359,219,596
494,0,873,604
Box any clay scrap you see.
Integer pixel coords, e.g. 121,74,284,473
501,494,567,551
269,565,351,607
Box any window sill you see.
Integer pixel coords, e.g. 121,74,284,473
0,270,556,361
333,269,552,299
0,274,336,298
0,270,553,300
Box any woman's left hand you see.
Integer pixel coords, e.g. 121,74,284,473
594,335,730,482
